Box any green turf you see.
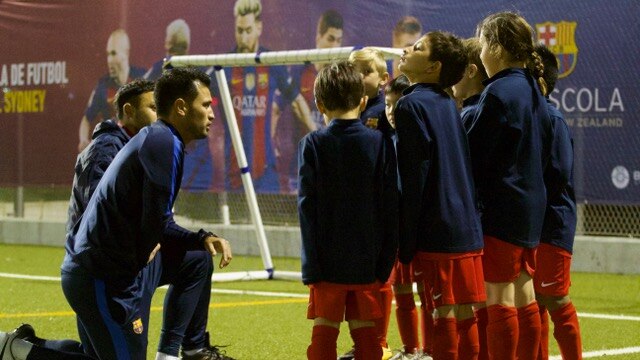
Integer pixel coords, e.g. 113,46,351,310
1,243,639,359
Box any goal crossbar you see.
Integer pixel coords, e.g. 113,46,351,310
164,46,402,68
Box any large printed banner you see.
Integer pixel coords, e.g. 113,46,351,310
1,0,638,203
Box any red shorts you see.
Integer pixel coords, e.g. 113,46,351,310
307,282,382,322
414,250,486,307
534,243,572,297
389,257,424,285
482,235,537,283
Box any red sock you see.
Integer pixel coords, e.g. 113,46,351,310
307,325,339,360
476,307,489,360
419,290,435,355
487,304,518,360
550,302,582,360
516,302,541,360
458,317,480,360
351,326,382,360
433,317,458,360
395,292,420,353
538,305,549,360
375,283,394,348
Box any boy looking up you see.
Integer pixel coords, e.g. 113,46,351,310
396,31,485,360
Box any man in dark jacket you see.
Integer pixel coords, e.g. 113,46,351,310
64,78,234,360
67,79,157,232
1,78,234,360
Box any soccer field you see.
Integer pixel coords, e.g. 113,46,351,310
1,243,639,359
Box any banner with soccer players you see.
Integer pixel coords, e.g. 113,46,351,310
0,0,638,203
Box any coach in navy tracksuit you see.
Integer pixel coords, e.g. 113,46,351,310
61,68,232,360
67,79,233,360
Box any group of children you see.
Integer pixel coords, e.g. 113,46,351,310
298,10,582,360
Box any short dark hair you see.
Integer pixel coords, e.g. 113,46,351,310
534,44,558,93
462,37,488,81
385,74,410,95
155,67,211,118
314,60,364,112
114,79,155,120
426,31,468,88
317,9,343,36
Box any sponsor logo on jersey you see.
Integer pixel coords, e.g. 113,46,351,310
258,73,268,89
365,117,379,129
245,72,255,91
536,21,578,78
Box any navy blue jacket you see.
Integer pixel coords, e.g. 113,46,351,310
541,100,577,253
298,119,399,285
394,83,483,263
360,91,391,134
460,94,481,133
467,68,552,248
62,120,205,289
66,119,129,233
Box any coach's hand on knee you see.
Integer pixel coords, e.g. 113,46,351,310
204,235,233,268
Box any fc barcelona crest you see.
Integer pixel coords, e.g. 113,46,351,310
132,318,144,335
536,21,578,78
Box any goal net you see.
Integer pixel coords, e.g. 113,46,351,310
165,46,402,282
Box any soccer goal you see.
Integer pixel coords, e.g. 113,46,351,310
165,46,401,282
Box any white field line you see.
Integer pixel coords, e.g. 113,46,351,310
550,346,640,359
2,271,640,320
0,272,309,299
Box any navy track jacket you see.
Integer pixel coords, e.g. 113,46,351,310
66,119,130,233
467,68,552,248
298,119,399,285
541,100,577,253
62,120,205,289
394,83,483,264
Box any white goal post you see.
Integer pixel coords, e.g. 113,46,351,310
165,46,402,282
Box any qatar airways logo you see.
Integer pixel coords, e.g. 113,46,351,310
232,95,267,117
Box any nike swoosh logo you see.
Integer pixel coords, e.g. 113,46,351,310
433,293,442,300
414,271,423,276
540,281,558,288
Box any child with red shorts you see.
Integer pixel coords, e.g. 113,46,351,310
383,74,435,360
298,60,399,360
395,31,486,360
468,12,553,360
533,43,582,360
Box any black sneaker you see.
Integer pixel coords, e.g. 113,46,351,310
181,345,235,360
12,324,36,343
182,332,236,360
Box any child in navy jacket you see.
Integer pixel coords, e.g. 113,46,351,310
395,31,485,360
298,60,398,360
